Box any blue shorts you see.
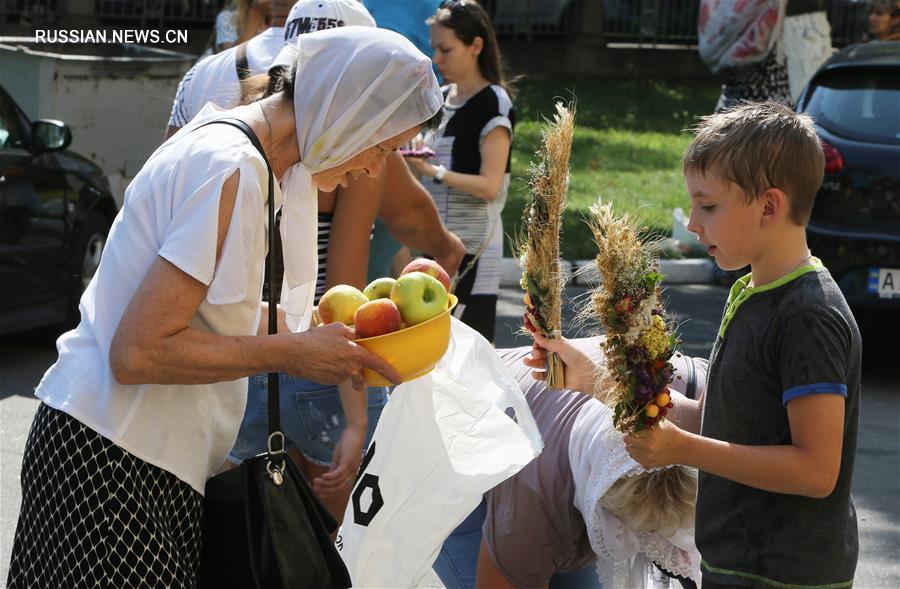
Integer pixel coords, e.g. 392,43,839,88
433,501,602,589
229,374,388,466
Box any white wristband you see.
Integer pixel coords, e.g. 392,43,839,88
433,164,447,184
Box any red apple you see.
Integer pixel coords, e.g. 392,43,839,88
391,271,449,326
354,299,403,338
401,258,451,291
363,277,396,300
318,284,368,325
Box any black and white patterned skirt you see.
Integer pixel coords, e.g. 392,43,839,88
7,403,204,589
716,52,792,113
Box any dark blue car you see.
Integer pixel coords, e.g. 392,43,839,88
0,83,118,335
796,41,900,325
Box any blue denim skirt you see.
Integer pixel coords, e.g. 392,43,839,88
229,374,388,466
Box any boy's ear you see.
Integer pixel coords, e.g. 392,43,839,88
760,188,789,228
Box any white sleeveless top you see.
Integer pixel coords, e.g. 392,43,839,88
36,104,283,494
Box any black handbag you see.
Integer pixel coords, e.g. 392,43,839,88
196,118,352,589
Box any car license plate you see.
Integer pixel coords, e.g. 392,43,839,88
869,267,900,299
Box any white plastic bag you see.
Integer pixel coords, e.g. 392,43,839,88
336,318,543,588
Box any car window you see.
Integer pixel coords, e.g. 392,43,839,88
805,69,900,145
0,92,28,150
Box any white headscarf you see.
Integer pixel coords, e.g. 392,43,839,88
569,399,701,587
275,26,443,331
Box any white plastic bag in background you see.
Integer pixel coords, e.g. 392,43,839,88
336,318,543,588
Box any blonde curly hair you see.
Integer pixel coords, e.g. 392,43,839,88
600,466,697,537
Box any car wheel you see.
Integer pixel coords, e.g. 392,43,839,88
68,212,110,321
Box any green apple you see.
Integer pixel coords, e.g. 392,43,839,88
318,284,368,325
363,277,396,300
390,271,449,326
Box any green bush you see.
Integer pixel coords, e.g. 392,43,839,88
503,77,721,259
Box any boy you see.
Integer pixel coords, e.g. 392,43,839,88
622,101,861,588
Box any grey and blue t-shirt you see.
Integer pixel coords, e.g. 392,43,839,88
697,261,860,588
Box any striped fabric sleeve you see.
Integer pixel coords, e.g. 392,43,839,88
782,383,848,406
168,63,198,128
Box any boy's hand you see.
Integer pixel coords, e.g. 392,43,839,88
624,420,686,468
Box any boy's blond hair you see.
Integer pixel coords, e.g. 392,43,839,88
682,101,825,225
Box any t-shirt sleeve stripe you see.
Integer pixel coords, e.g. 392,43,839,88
480,115,513,144
782,383,848,406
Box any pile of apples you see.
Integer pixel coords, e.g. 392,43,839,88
317,258,452,338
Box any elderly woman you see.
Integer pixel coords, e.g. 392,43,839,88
6,27,442,589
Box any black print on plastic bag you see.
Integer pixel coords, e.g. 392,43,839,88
351,442,383,526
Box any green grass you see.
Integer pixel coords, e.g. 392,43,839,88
503,77,721,259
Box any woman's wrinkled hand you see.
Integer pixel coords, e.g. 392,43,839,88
523,332,597,395
282,323,401,389
623,420,685,469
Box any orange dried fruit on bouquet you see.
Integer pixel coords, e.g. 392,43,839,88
655,392,670,407
644,403,660,418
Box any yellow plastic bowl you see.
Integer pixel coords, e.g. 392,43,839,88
356,294,458,386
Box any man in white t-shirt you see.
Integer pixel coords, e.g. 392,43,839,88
166,0,376,137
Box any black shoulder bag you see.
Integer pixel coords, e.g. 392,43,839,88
196,118,352,589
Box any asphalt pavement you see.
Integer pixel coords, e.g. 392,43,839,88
1,283,898,587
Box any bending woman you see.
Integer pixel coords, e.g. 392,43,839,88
434,337,705,589
6,27,441,589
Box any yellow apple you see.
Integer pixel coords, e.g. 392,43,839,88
318,284,368,325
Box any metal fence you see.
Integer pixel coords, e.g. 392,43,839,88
601,0,700,44
94,0,225,26
0,0,63,27
484,0,870,48
481,0,588,41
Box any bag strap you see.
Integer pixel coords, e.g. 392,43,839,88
195,118,286,476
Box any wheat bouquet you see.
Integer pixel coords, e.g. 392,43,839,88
516,102,575,389
587,201,678,433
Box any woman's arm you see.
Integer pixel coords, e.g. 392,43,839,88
109,171,401,387
405,126,511,202
524,333,599,397
378,152,466,274
625,394,845,498
476,539,534,589
527,334,706,432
